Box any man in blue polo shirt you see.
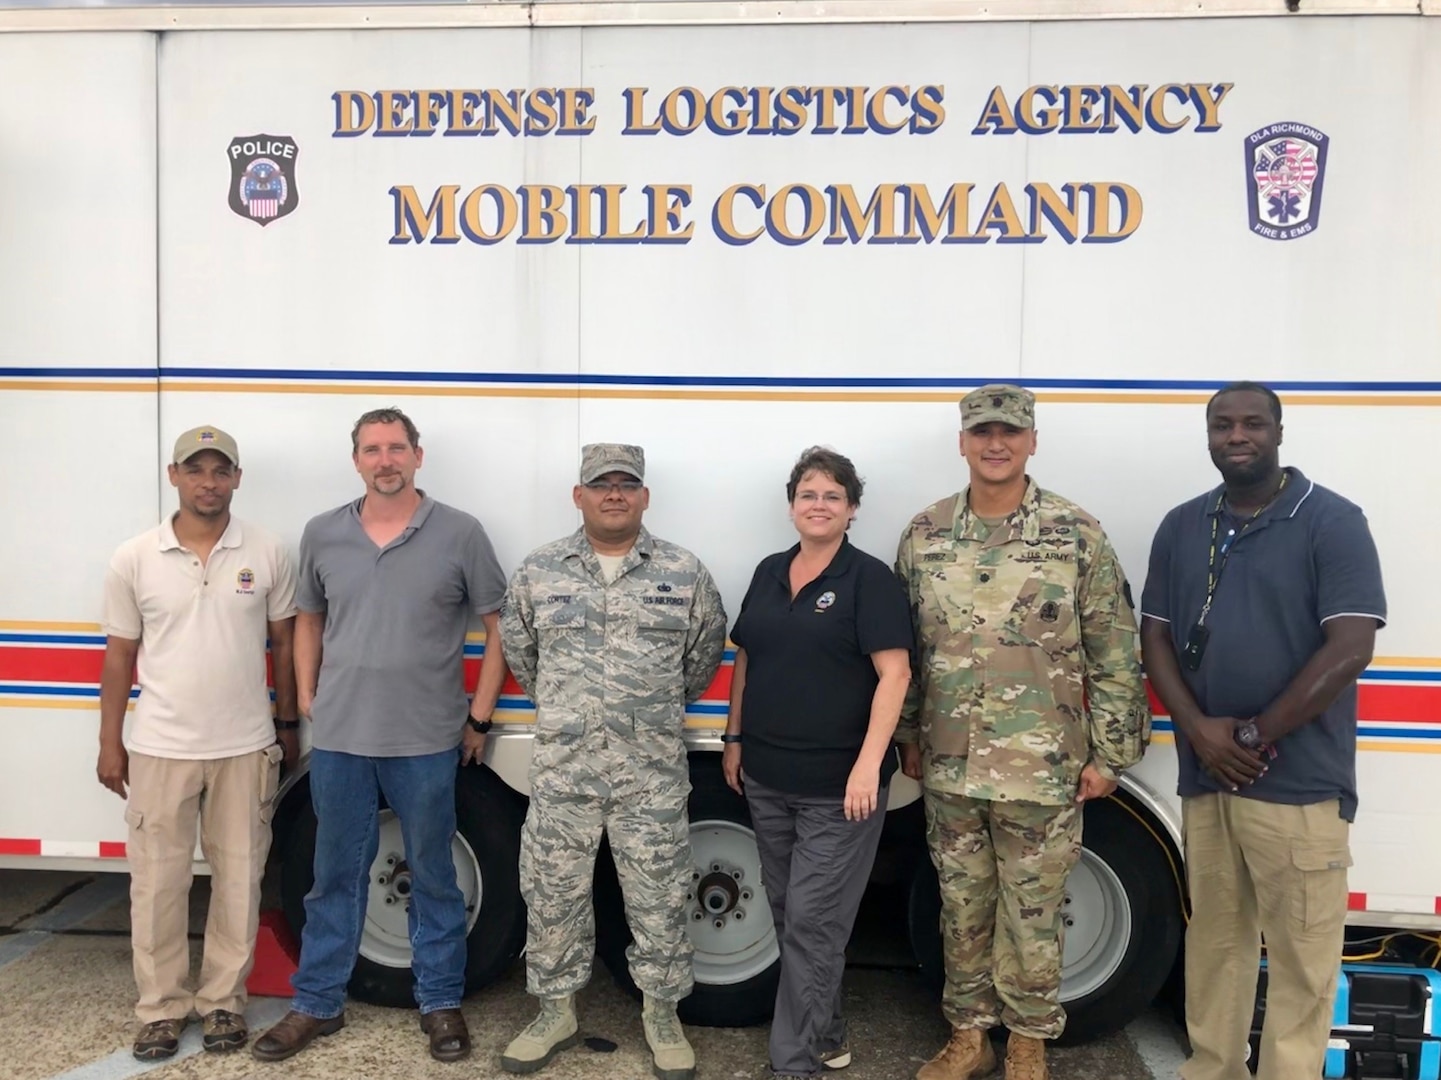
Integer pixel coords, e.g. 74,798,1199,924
1140,381,1386,1080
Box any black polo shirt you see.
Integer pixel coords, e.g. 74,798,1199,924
1140,467,1386,821
730,537,914,798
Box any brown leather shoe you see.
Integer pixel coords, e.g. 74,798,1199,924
250,1009,345,1062
420,1008,472,1062
133,1018,186,1061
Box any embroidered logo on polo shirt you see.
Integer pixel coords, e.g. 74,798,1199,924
815,591,836,613
236,568,255,595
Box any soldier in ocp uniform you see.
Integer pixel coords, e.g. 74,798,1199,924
895,386,1150,1080
498,444,727,1080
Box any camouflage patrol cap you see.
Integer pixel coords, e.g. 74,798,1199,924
172,425,239,466
959,384,1035,430
579,443,645,484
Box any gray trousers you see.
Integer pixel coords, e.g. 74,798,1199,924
745,772,889,1077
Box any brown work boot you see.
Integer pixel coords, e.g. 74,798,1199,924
916,1026,997,1080
132,1018,186,1061
1003,1033,1047,1080
201,1009,248,1053
250,1009,345,1062
420,1007,471,1062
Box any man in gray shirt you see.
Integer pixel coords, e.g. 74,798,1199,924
253,407,509,1065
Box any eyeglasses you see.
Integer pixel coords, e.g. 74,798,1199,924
794,491,848,506
583,480,644,495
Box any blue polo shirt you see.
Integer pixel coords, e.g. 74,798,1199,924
1140,468,1386,821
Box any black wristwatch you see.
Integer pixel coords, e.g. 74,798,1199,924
466,716,494,735
1234,718,1264,750
274,718,300,731
720,733,742,744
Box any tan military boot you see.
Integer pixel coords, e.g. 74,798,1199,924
1003,1033,1047,1080
916,1026,997,1080
642,994,696,1080
500,996,579,1074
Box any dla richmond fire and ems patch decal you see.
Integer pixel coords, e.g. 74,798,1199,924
228,134,299,226
1245,122,1329,241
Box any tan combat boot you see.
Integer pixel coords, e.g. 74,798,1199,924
916,1026,997,1080
500,996,579,1074
642,994,696,1080
1003,1033,1048,1080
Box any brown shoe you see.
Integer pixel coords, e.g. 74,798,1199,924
420,1008,471,1062
201,1009,248,1053
250,1009,345,1062
1003,1034,1047,1080
133,1018,186,1061
916,1026,997,1080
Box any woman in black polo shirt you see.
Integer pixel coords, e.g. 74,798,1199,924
723,446,913,1079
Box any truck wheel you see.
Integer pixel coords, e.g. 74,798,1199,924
907,796,1183,1045
279,766,526,1007
595,762,781,1027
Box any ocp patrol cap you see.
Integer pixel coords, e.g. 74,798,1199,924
959,384,1036,430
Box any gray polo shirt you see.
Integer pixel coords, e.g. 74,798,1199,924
1140,468,1386,820
297,495,507,757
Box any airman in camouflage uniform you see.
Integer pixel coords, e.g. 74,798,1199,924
896,386,1149,1080
498,443,727,1080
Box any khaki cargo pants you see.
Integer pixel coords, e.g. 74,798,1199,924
125,745,282,1024
1180,793,1351,1080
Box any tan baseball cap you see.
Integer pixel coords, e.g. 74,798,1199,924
959,384,1035,430
172,425,240,466
580,443,645,484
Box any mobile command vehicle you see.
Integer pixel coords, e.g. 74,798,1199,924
2,1,1439,1070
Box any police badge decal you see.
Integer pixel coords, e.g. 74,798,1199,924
227,134,299,226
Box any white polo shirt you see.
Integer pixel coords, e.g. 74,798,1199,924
102,514,298,759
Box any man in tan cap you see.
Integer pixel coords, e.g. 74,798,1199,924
895,386,1149,1080
98,425,298,1061
498,444,727,1079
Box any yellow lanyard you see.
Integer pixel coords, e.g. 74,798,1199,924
1198,472,1288,627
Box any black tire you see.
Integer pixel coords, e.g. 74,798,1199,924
907,796,1184,1045
595,761,781,1027
279,764,527,1008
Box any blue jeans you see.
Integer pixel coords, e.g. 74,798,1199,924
291,747,467,1018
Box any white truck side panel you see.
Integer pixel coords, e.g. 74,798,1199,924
0,33,158,861
2,14,1437,925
